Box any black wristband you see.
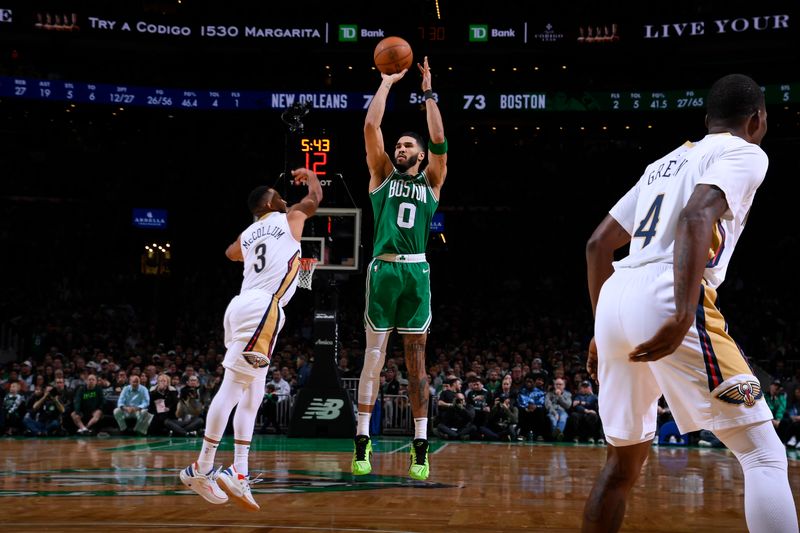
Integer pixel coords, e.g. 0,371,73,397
422,89,435,102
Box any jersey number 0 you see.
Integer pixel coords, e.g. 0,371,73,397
397,202,416,229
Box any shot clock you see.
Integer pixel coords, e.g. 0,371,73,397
300,136,331,177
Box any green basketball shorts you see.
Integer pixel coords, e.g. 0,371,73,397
364,258,432,334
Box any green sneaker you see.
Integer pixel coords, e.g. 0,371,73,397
351,435,372,475
409,438,430,480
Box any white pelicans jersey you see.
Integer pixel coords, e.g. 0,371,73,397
609,133,768,289
239,211,301,306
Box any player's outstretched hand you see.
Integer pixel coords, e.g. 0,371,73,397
417,56,432,92
381,69,408,85
629,314,693,362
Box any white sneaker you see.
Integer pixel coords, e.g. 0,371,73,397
787,436,797,447
668,436,678,444
217,465,260,512
179,462,228,505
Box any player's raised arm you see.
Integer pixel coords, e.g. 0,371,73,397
419,56,447,196
365,70,407,191
287,168,323,241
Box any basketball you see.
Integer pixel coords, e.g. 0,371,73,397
373,36,413,75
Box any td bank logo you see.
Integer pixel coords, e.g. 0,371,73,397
338,24,358,42
302,398,344,420
469,24,488,41
469,24,516,41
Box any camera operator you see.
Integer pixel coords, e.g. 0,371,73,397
488,392,519,441
435,393,476,440
173,375,205,437
23,383,66,436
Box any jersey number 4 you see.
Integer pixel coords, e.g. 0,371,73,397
633,194,664,247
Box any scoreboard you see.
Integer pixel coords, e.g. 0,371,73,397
1,76,796,112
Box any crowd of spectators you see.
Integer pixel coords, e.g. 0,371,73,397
0,338,316,438
6,266,797,448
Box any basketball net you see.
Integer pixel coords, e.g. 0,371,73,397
297,258,318,290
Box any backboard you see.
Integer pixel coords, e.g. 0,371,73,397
301,208,361,271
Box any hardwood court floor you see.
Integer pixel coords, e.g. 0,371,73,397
0,435,798,532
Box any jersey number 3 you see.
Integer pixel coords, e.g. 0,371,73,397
633,194,664,247
254,243,266,273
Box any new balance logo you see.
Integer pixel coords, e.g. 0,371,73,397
302,398,344,420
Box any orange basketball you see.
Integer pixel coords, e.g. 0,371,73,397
373,36,413,75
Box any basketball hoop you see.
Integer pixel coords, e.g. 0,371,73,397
297,258,318,290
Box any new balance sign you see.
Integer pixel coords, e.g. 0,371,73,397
302,398,344,420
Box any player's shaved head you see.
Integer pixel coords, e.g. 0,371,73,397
248,186,272,214
706,74,764,125
247,186,286,216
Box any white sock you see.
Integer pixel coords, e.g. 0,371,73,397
234,443,250,477
715,421,798,533
414,418,428,440
231,378,263,479
197,439,219,474
357,412,371,437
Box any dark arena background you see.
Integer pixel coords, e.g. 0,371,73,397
1,1,799,531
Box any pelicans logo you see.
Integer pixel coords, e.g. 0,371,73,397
242,352,271,369
716,380,762,407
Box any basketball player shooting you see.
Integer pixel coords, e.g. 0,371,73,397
351,56,448,480
582,74,797,533
180,168,322,511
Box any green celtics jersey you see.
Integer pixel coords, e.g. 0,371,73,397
370,168,439,256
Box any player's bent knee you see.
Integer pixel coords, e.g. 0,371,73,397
362,348,384,381
716,420,788,472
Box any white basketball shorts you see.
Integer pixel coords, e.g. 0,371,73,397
222,289,285,380
595,263,771,444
